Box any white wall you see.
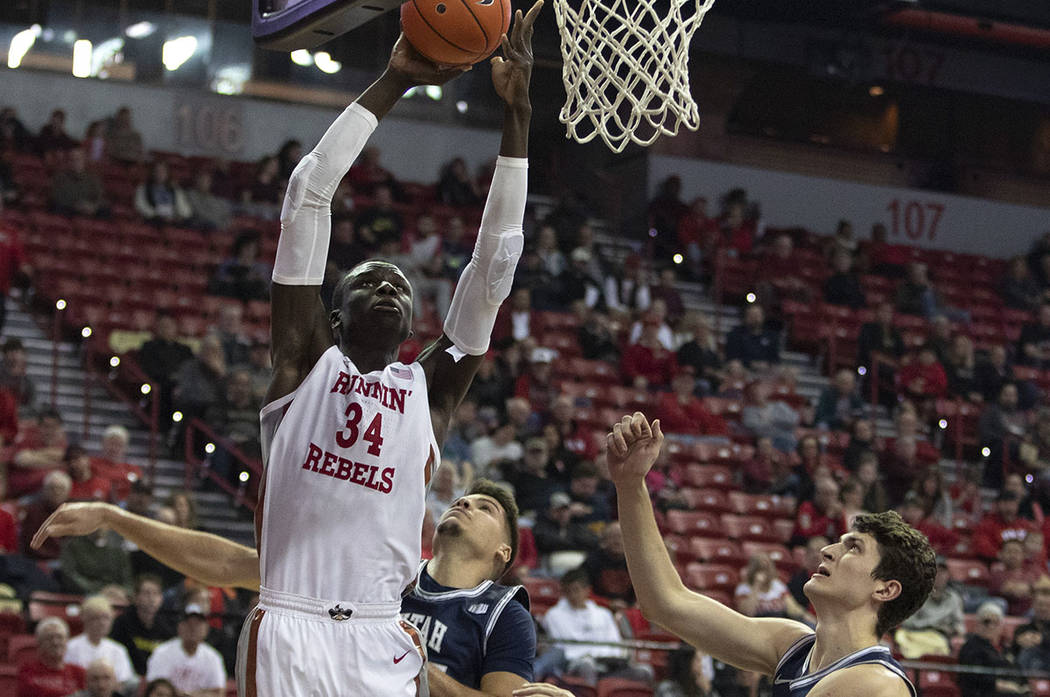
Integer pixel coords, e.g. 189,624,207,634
650,155,1050,259
0,68,502,182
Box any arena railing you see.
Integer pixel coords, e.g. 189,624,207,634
183,417,261,512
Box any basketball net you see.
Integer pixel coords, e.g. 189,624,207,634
552,0,717,153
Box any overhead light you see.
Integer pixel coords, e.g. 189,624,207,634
109,356,120,367
72,39,92,78
162,35,198,71
313,51,341,74
869,85,884,97
8,25,41,69
125,21,156,39
424,85,442,100
290,49,313,66
211,64,250,95
91,38,125,77
455,100,468,114
81,326,93,338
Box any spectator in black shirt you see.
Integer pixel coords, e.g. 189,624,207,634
437,157,481,206
37,109,79,163
582,522,634,607
1018,302,1050,369
558,248,603,308
138,313,193,420
857,302,904,406
355,185,403,249
110,574,175,676
532,491,599,557
957,602,1028,697
0,107,32,151
823,249,866,309
725,304,779,370
1001,256,1043,311
975,345,1015,403
944,334,980,401
327,215,369,272
577,305,620,363
676,311,722,393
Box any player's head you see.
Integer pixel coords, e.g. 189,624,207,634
804,510,936,638
331,261,413,351
435,478,519,581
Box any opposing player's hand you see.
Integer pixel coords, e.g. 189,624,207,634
31,502,111,549
512,682,575,697
387,35,471,87
606,412,664,486
491,0,542,109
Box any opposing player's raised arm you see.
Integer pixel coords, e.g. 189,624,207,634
31,502,261,590
420,1,542,443
609,413,811,676
268,40,470,404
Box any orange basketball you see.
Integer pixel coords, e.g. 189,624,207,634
400,0,511,66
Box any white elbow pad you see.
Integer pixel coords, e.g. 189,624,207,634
273,103,377,286
444,157,527,355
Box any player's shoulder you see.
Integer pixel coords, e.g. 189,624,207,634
811,662,913,697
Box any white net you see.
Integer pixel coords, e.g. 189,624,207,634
552,0,717,153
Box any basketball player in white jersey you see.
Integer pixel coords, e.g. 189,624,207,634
606,413,937,697
244,3,541,695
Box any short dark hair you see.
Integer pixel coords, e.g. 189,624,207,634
853,511,937,637
2,337,24,353
467,479,519,578
331,261,409,312
572,461,598,479
560,566,590,587
133,573,163,594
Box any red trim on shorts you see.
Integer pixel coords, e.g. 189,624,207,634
244,608,265,697
399,619,427,696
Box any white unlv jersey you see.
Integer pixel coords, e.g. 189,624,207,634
258,345,438,604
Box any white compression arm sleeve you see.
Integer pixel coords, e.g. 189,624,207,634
443,156,527,356
272,102,378,285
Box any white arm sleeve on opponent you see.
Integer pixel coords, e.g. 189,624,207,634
443,156,527,356
272,102,378,285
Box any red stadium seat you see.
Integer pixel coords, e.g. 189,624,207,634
689,537,746,568
665,510,723,537
727,492,781,518
741,542,795,571
554,676,597,697
721,515,779,543
1031,678,1050,697
682,464,734,489
685,563,739,593
7,634,37,664
917,669,959,697
945,558,990,587
521,577,561,614
28,592,85,636
682,488,731,513
0,664,16,696
597,678,653,697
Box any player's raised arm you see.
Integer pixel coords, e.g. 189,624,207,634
419,1,542,443
267,40,470,404
31,502,260,590
609,412,811,676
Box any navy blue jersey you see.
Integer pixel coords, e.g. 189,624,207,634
400,562,535,688
772,633,915,697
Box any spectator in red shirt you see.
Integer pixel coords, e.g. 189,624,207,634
989,538,1043,616
0,475,16,553
621,320,678,390
676,196,718,280
791,477,846,545
0,213,28,336
899,490,958,556
718,199,757,255
514,347,557,415
974,490,1037,562
19,470,72,562
90,424,142,502
657,366,728,436
866,222,909,278
17,617,85,697
8,406,68,497
550,395,599,461
897,345,948,409
67,445,112,502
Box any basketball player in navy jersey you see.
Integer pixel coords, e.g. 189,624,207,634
32,479,573,697
606,412,937,697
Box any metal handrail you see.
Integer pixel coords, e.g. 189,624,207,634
183,417,261,511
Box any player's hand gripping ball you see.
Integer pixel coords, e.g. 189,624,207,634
401,0,512,66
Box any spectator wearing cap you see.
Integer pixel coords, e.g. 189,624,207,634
515,347,558,413
508,437,563,514
725,304,779,371
894,556,964,658
91,425,143,502
67,444,112,502
9,406,68,497
20,470,72,561
65,596,137,691
657,366,728,436
558,247,603,308
989,538,1042,616
0,338,36,414
957,601,1028,697
973,490,1037,562
18,617,85,697
622,318,678,390
532,491,599,558
145,603,225,697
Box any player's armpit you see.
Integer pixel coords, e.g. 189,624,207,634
267,284,333,404
417,335,484,448
808,663,913,697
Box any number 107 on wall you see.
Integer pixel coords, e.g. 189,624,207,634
886,199,946,241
